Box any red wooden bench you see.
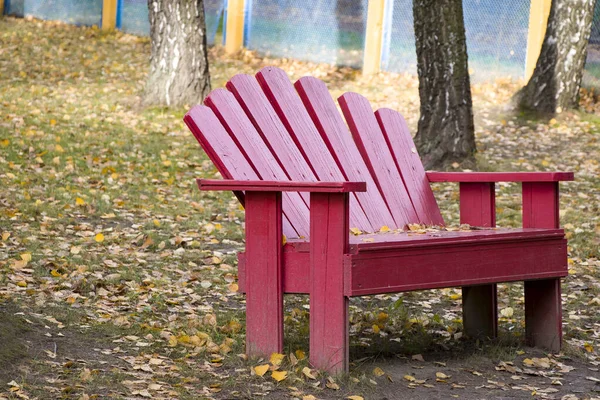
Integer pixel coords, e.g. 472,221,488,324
184,66,573,374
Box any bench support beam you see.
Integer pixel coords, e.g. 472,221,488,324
523,182,562,352
245,191,283,357
460,182,498,340
309,192,349,374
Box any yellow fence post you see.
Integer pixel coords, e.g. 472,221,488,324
525,0,552,80
226,0,245,54
0,0,5,16
102,0,118,30
363,0,386,75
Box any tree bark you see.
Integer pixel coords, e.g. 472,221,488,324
144,0,211,107
412,0,476,170
515,0,594,114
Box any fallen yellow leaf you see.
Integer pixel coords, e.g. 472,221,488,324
271,370,287,382
350,227,362,235
269,352,285,366
295,349,306,360
373,367,385,376
76,197,85,206
254,364,269,377
379,225,390,233
404,375,416,382
95,233,104,242
302,366,316,379
347,396,364,400
20,253,32,262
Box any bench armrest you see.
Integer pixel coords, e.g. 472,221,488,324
426,172,574,183
197,179,367,193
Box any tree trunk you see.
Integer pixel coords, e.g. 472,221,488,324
144,0,211,107
515,0,594,114
412,0,476,170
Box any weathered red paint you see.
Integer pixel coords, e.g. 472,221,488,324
184,66,573,373
459,181,498,340
244,191,283,357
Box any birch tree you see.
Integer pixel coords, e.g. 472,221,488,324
412,0,476,169
144,0,211,106
515,0,595,114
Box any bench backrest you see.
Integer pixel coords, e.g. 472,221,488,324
184,67,444,239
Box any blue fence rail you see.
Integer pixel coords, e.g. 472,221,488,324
3,0,600,84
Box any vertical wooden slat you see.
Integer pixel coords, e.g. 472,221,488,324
245,191,283,357
184,104,300,239
226,0,245,54
202,90,310,238
0,0,5,16
102,0,118,30
309,192,349,374
256,67,372,232
459,182,496,227
522,182,559,229
339,92,418,228
376,108,444,226
525,0,552,80
522,181,562,351
459,182,498,340
363,0,385,75
295,76,395,230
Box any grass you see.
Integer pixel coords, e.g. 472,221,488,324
0,15,599,399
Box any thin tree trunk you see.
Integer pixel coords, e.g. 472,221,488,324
145,0,211,107
412,0,476,169
515,0,594,114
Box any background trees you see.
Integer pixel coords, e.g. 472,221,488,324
412,0,476,169
515,0,595,114
144,0,211,107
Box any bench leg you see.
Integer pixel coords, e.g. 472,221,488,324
462,284,498,340
244,191,283,357
309,192,349,374
525,278,562,352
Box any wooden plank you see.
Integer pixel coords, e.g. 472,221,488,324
522,181,562,351
184,105,298,239
427,172,574,182
295,76,395,230
102,0,117,30
238,229,567,295
363,0,385,75
244,191,283,356
350,228,564,250
256,67,373,231
525,278,562,351
349,238,567,296
201,90,311,238
459,181,497,340
339,92,418,227
375,108,444,225
525,0,552,80
225,0,245,54
309,192,349,374
522,182,559,229
198,179,367,193
460,183,496,227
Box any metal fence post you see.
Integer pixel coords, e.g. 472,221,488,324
225,0,245,54
363,0,386,75
525,0,551,80
102,0,118,30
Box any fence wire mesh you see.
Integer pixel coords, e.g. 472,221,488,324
4,0,24,16
584,0,600,88
3,0,600,86
22,0,103,26
384,0,530,81
245,0,367,68
119,0,223,45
